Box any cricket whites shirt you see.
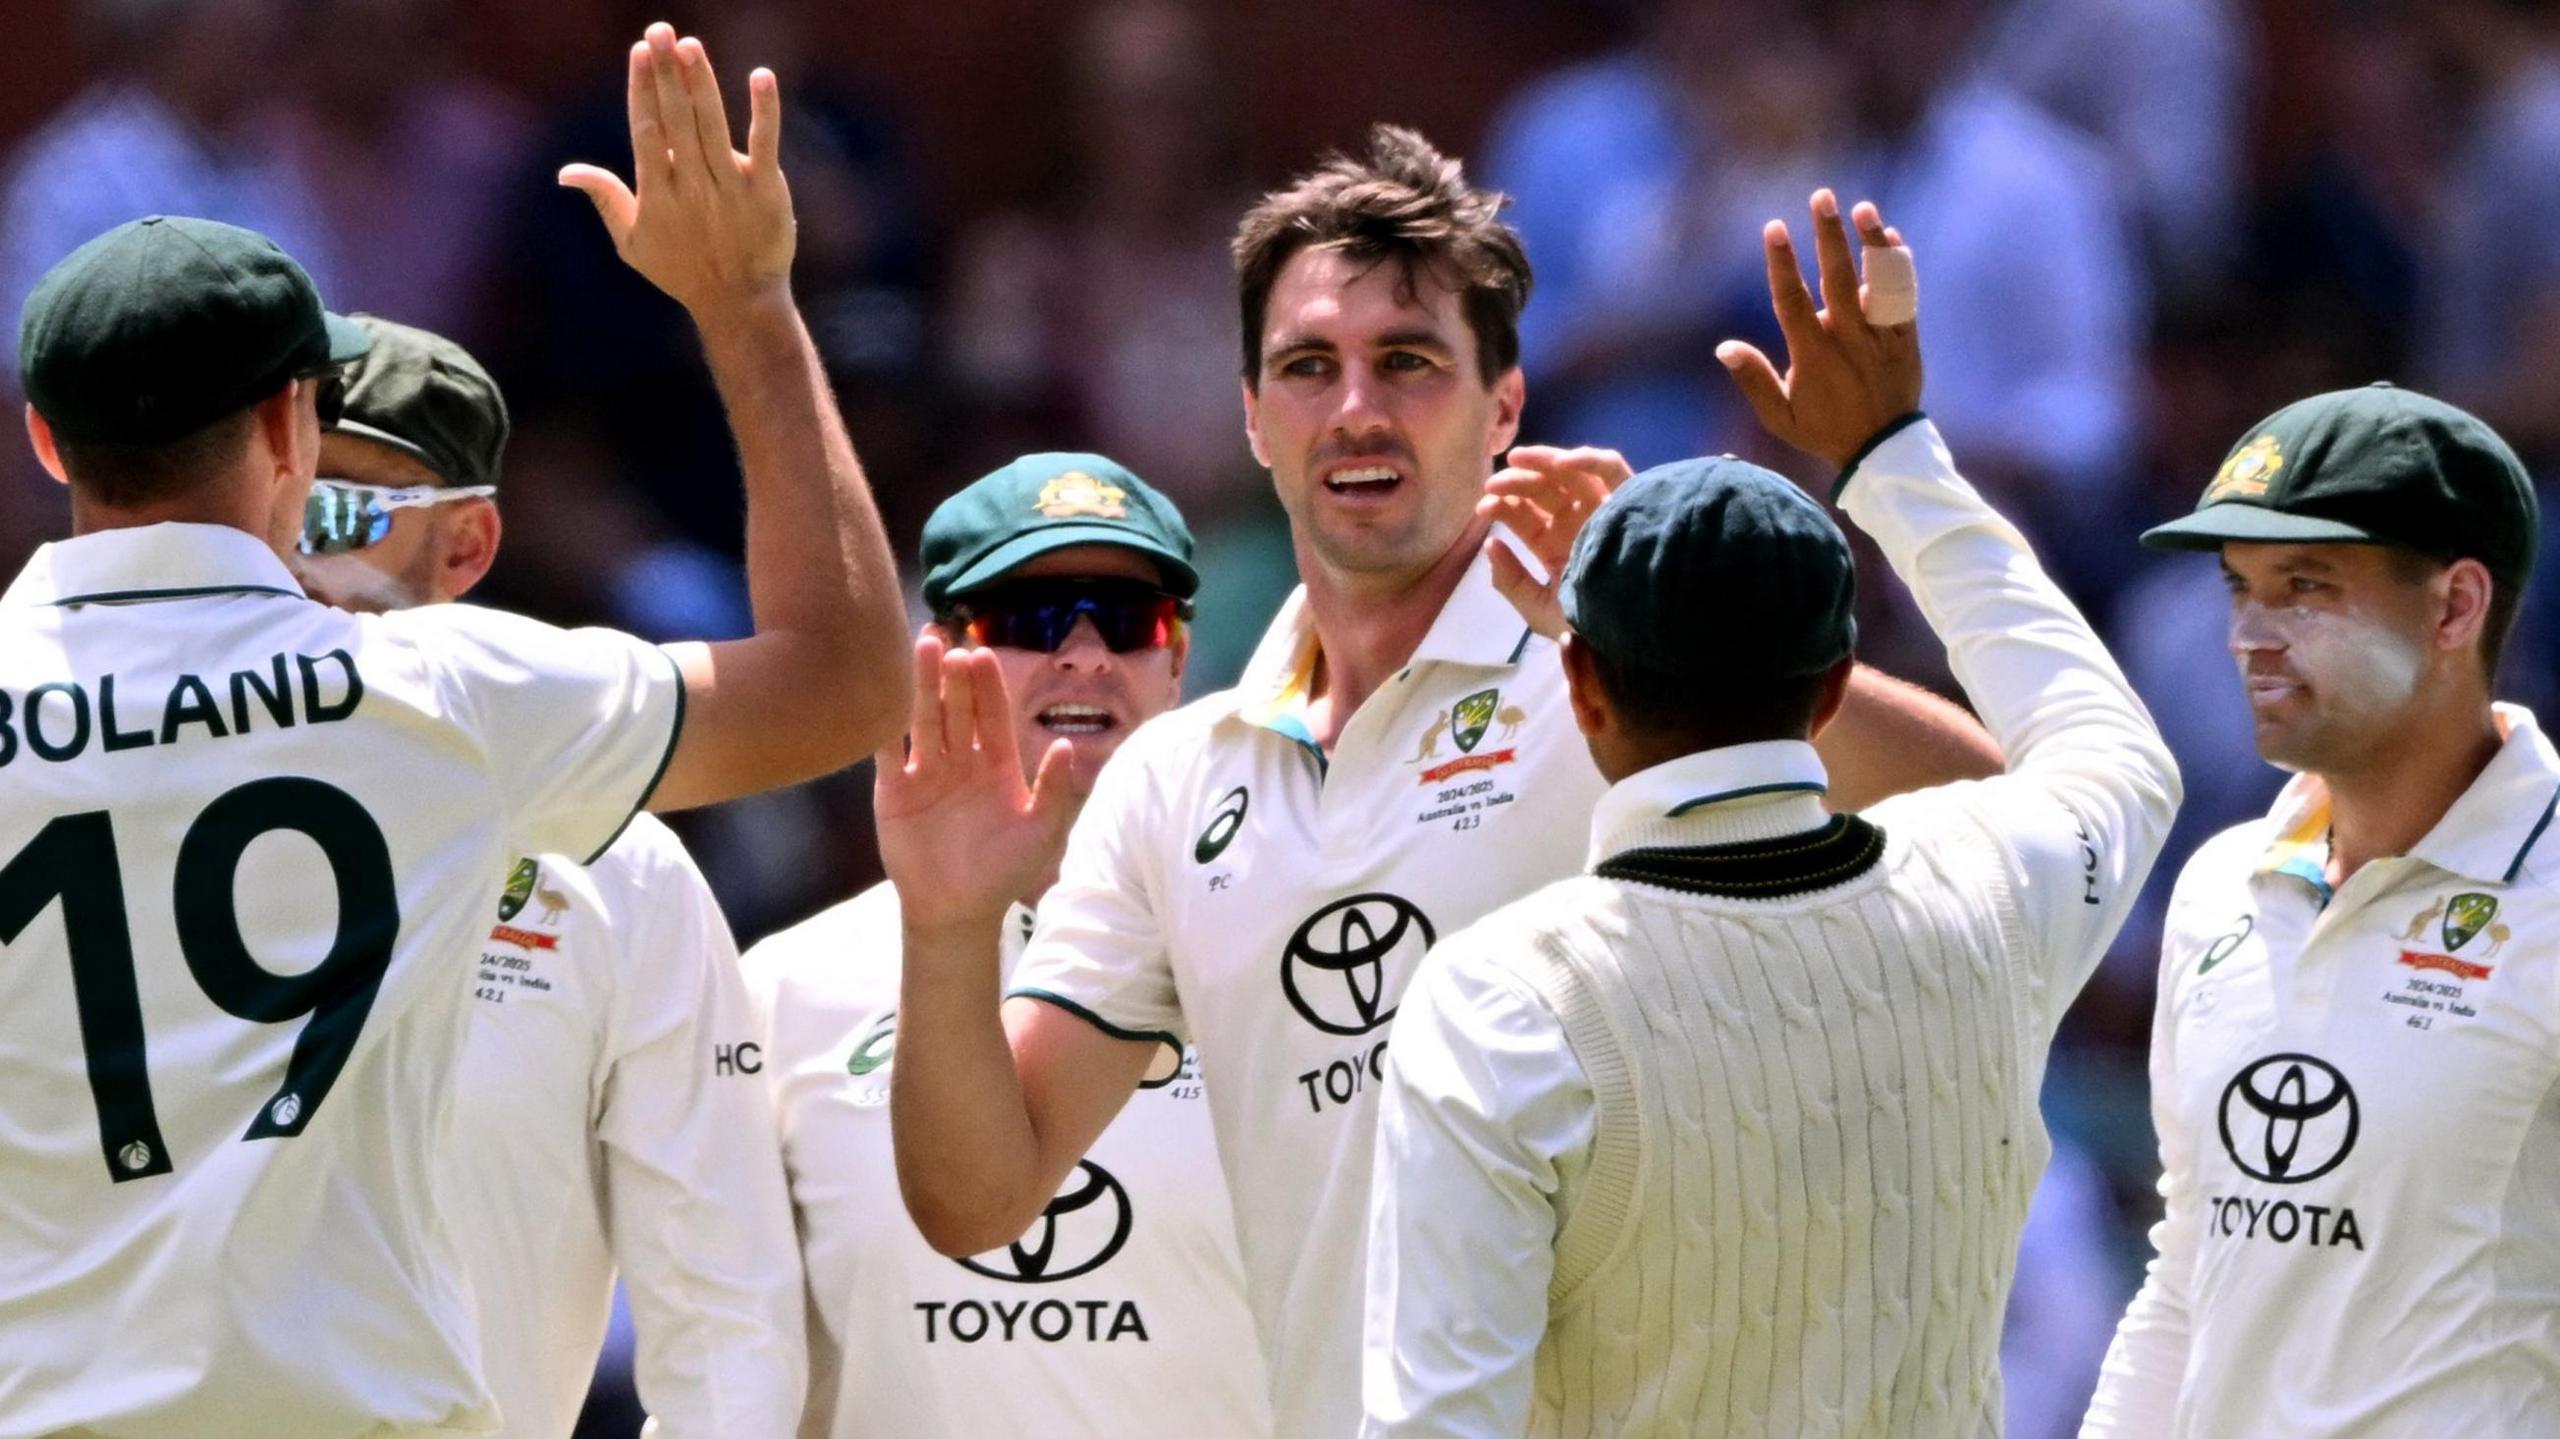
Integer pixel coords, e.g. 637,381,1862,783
444,814,804,1439
0,524,681,1439
744,881,1273,1438
1007,548,1608,1439
2087,704,2560,1436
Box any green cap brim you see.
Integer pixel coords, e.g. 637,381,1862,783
2140,502,2382,552
326,416,455,483
941,523,1200,606
322,311,371,365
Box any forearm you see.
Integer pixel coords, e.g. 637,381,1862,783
693,288,909,756
1816,664,2003,811
1838,417,2179,823
890,917,1055,1256
2081,1273,2193,1437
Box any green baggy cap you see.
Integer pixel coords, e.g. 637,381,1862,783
1561,455,1857,679
332,314,510,490
2143,382,2538,590
920,453,1198,612
18,215,369,446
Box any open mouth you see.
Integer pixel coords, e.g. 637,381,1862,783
1038,704,1117,736
1322,463,1403,498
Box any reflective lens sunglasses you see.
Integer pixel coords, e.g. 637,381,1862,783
944,580,1193,654
299,479,497,556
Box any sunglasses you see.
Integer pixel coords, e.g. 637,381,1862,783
299,479,497,556
303,369,347,428
944,579,1193,654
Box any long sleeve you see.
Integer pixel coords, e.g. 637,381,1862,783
1360,944,1596,1439
1845,416,2182,1028
595,837,809,1439
2079,931,2201,1436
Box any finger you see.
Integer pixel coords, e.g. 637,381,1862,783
1481,491,1559,548
1485,465,1574,507
908,631,949,762
557,165,638,245
1501,443,1570,473
938,647,981,761
619,41,665,185
676,34,738,165
1762,220,1820,347
1717,340,1792,433
1028,737,1085,844
1558,446,1635,489
646,23,704,179
746,67,782,174
964,646,1027,780
1850,199,1892,247
1486,536,1541,606
1810,189,1863,328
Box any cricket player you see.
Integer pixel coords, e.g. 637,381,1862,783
1358,193,2179,1436
2082,384,2555,1435
295,314,805,1438
745,452,1271,1437
883,124,2004,1437
0,27,905,1439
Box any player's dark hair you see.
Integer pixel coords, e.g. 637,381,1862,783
1580,640,1838,753
1232,124,1531,388
54,407,259,509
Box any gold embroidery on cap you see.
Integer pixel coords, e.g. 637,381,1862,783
1034,472,1128,520
2206,434,2283,502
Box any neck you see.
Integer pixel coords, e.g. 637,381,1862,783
2320,698,2503,884
1298,522,1484,750
68,480,275,548
68,471,277,542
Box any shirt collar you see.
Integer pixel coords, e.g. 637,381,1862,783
4,522,306,609
1229,545,1533,732
2255,703,2560,890
1588,740,1833,868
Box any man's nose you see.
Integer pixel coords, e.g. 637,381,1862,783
1052,614,1116,670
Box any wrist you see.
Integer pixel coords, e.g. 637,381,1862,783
1829,411,1929,501
685,281,800,343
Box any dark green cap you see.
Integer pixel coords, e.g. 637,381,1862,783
920,452,1198,612
1561,455,1856,678
331,314,509,489
2142,383,2539,589
18,216,369,446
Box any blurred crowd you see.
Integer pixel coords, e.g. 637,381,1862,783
6,0,2558,1432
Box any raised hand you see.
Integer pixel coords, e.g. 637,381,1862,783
559,23,795,318
875,633,1083,933
1716,189,1924,470
1478,445,1635,638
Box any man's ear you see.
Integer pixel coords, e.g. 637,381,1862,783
25,405,67,485
1486,365,1525,457
438,497,503,601
250,381,302,480
1806,654,1858,739
1560,632,1610,739
2435,557,2494,662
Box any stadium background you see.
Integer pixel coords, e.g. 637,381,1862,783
4,0,2554,1432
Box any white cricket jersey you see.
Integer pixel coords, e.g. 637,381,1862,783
1006,549,1608,1438
444,814,804,1439
0,524,681,1439
2086,704,2560,1437
743,881,1272,1439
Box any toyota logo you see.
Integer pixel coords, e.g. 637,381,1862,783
955,1161,1133,1283
1281,893,1435,1036
2218,1053,2360,1184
